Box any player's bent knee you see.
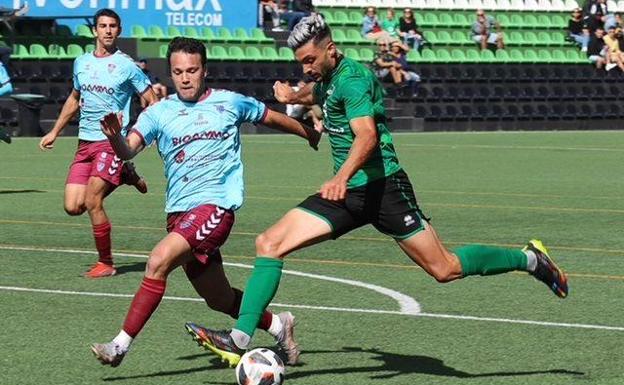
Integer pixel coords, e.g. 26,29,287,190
145,254,173,280
64,204,85,216
255,232,282,257
85,195,104,212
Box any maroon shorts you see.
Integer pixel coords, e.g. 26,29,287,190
166,204,235,264
66,140,123,186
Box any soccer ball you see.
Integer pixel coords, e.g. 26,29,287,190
235,348,285,385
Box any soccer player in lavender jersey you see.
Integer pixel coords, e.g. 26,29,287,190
90,37,321,367
38,9,158,278
189,15,569,367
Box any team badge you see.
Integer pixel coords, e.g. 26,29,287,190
216,105,225,113
97,162,105,172
180,213,197,229
107,63,116,73
175,150,185,163
100,152,107,159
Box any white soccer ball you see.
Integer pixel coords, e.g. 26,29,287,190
235,348,285,385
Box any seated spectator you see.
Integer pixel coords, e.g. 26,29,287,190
259,0,283,31
281,0,314,31
568,7,590,52
389,39,420,96
602,26,624,70
603,12,622,31
587,0,608,32
587,27,608,69
137,59,167,106
472,9,504,50
362,7,389,41
381,8,400,38
399,8,425,51
371,38,401,84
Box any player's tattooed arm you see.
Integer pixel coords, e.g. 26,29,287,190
273,81,316,105
39,89,80,150
263,109,321,150
100,112,145,160
319,116,378,201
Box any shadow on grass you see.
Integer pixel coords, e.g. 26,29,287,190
0,189,46,194
114,262,146,275
103,358,224,381
287,347,586,380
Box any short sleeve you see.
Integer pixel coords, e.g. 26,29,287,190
338,77,374,121
131,109,158,147
232,93,267,124
128,63,152,94
72,58,80,91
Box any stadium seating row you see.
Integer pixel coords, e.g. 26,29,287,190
11,44,94,60
131,26,273,43
312,0,582,12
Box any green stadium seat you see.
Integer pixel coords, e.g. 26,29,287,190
29,44,49,59
332,29,347,43
451,31,471,45
421,48,437,62
47,44,66,58
167,26,182,38
76,24,92,38
228,46,246,60
85,44,95,53
148,25,166,40
480,49,496,62
508,31,524,45
523,49,539,63
497,14,511,27
278,46,294,61
509,49,524,62
323,10,334,24
495,49,510,63
423,30,438,44
415,13,424,26
333,11,350,25
565,49,585,63
551,49,567,63
348,11,362,24
407,49,421,63
344,48,360,61
250,28,272,43
550,31,565,45
453,13,469,27
245,46,263,61
523,31,538,46
234,28,253,43
450,48,466,63
536,32,551,46
159,44,168,58
359,48,374,62
551,15,566,28
537,15,551,28
262,46,280,61
537,49,552,63
509,14,524,28
436,49,452,62
131,25,146,39
423,13,439,27
436,30,453,44
465,48,481,63
346,29,367,44
184,27,199,38
202,27,216,40
210,45,228,60
66,44,84,58
438,13,454,27
217,27,234,41
523,14,539,28
12,44,28,59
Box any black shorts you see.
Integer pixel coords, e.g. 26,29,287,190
297,169,430,240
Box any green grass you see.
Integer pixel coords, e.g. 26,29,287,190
1,131,623,385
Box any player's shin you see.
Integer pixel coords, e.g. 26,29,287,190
120,277,167,349
233,257,284,348
455,244,529,277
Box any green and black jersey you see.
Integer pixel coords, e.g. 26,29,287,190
313,56,401,188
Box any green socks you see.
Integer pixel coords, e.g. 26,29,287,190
455,244,527,277
234,257,284,338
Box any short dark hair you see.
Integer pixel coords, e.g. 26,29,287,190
94,8,121,26
166,37,207,68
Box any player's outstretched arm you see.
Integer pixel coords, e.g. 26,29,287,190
263,109,321,150
39,89,80,150
100,112,144,160
273,81,316,105
319,116,378,201
140,87,159,106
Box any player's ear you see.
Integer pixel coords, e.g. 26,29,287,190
326,40,337,59
117,25,123,37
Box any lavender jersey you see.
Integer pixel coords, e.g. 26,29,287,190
72,50,151,142
132,89,267,213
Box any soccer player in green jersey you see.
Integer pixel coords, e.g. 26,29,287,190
185,15,568,367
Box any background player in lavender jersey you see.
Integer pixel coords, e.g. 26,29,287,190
90,37,320,367
38,9,159,278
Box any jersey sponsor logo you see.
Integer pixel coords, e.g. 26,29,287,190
175,149,186,163
178,108,189,116
404,214,416,227
81,84,115,95
195,207,225,241
172,130,231,146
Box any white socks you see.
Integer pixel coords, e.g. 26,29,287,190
231,329,251,350
112,330,133,354
524,250,538,272
267,313,283,337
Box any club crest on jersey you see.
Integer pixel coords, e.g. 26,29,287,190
97,162,105,172
216,105,225,113
180,213,196,229
107,63,116,73
175,150,186,163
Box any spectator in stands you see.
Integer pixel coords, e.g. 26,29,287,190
603,12,622,31
137,59,167,106
0,60,12,97
602,26,624,70
259,0,284,31
362,7,389,41
472,9,504,51
568,7,590,52
281,0,314,31
381,8,400,38
587,27,608,69
399,8,424,51
389,39,420,96
371,37,401,84
285,80,323,131
587,0,608,32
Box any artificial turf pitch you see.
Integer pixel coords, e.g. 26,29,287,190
1,131,623,385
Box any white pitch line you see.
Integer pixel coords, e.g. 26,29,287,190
2,245,624,332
